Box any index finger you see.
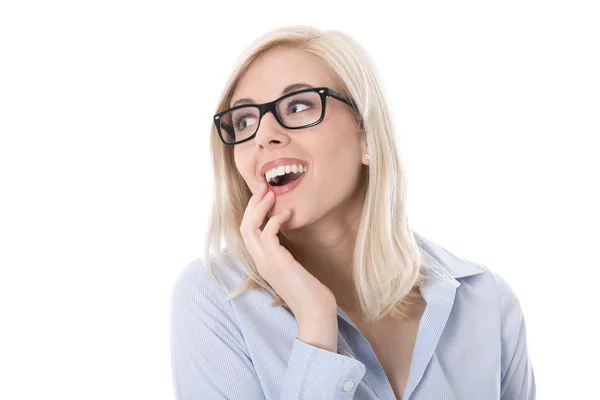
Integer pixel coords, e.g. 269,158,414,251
247,182,269,208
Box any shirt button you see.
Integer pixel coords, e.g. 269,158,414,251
343,380,355,392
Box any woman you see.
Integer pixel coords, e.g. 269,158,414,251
170,26,535,399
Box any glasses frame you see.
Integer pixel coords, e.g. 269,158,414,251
213,87,358,146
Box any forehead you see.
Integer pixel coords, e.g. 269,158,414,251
230,46,337,107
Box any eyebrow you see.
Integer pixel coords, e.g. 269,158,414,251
230,83,314,108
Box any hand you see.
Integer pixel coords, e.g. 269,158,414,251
240,182,338,325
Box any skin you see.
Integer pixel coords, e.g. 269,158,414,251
232,45,370,351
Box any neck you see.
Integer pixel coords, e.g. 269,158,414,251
280,181,366,313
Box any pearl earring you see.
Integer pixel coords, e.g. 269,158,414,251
365,154,369,160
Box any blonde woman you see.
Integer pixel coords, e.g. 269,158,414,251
170,26,535,400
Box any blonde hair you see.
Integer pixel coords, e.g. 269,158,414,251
203,25,429,323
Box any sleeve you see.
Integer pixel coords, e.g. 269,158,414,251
495,273,536,400
169,259,367,400
169,261,266,400
279,339,366,400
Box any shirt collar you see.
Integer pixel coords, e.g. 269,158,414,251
414,231,485,281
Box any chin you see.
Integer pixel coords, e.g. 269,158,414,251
280,211,302,231
280,215,295,231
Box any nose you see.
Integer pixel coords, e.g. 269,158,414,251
254,111,286,148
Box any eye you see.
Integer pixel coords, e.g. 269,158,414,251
233,113,257,130
287,99,312,114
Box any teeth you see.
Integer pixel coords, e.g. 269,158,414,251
265,164,307,184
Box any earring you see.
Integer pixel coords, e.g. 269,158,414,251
365,154,369,160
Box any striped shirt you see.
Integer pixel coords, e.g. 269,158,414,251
170,232,535,399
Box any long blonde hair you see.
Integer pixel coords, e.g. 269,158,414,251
203,25,428,323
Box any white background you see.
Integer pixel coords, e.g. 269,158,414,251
1,0,598,398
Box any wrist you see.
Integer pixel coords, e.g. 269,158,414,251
297,314,339,353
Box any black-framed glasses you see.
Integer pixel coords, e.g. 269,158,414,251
213,87,357,145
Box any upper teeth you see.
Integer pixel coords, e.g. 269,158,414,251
265,164,307,183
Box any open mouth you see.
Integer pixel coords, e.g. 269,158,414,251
268,171,303,187
266,168,308,195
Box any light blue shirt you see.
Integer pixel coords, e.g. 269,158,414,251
170,232,535,399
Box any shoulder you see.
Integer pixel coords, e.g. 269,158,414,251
452,257,523,320
454,257,524,318
418,233,524,318
172,248,245,292
170,249,247,317
171,257,223,299
169,258,227,327
169,250,253,352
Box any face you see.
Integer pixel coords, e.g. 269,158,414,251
230,46,368,230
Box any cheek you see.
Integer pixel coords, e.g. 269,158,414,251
323,107,357,138
316,118,357,157
311,120,361,185
233,149,254,186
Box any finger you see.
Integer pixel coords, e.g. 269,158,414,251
247,189,276,232
261,210,292,256
246,182,269,210
241,188,276,262
241,185,272,231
